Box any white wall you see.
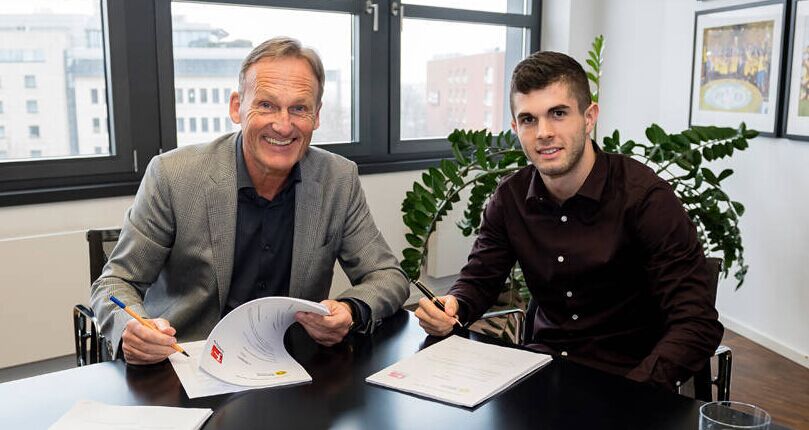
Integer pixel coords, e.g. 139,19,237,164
552,0,809,367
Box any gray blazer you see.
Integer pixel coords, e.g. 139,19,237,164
90,133,409,357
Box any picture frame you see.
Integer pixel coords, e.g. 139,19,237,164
782,0,809,139
689,1,787,136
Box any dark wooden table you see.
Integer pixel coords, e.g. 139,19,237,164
0,311,764,429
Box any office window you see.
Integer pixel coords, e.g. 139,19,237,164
0,150,6,158
0,0,133,202
0,0,538,206
0,126,5,138
92,118,100,133
213,117,221,132
170,2,352,147
177,117,185,133
201,117,209,132
94,146,103,154
0,100,4,114
403,21,515,140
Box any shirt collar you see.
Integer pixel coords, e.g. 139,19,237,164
525,140,608,204
235,132,302,192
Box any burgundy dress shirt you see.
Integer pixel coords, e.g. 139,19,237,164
449,143,724,390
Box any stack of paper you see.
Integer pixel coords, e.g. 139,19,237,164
169,296,330,398
366,335,552,407
49,400,212,430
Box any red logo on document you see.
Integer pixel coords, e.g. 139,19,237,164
388,371,407,379
210,344,223,364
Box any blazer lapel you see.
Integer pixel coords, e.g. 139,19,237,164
290,155,323,298
206,137,238,314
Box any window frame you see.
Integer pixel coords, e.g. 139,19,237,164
0,0,162,206
1,0,540,206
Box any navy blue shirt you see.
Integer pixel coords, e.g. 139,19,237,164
223,135,300,316
222,135,372,333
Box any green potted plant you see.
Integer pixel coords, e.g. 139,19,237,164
400,36,755,339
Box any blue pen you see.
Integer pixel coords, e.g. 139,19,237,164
110,295,189,357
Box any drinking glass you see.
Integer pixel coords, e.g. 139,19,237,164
700,401,771,429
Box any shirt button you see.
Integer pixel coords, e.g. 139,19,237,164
561,215,568,222
263,244,270,251
561,351,568,357
566,291,573,298
557,255,564,263
572,314,579,320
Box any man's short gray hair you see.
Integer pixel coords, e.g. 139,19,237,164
238,36,325,105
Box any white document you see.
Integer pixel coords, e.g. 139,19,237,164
169,296,329,398
366,335,552,408
48,400,212,430
169,341,255,398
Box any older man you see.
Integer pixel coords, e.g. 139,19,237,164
91,37,408,364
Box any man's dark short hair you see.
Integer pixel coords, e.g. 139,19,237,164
509,51,592,116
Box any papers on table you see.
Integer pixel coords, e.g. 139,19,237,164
169,296,329,398
366,335,552,408
48,400,212,430
169,341,254,398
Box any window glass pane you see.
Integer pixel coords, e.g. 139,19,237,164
0,1,112,162
401,19,519,140
171,2,353,147
403,0,529,15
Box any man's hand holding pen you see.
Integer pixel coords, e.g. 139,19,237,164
414,294,462,337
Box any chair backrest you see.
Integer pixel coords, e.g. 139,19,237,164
87,229,121,283
75,228,121,366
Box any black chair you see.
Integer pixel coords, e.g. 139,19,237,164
477,257,732,402
73,229,120,366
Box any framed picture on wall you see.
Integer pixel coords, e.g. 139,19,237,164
783,0,809,139
689,1,787,136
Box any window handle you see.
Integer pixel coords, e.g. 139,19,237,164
365,0,379,32
391,2,403,31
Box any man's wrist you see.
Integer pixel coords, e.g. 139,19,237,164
338,298,370,334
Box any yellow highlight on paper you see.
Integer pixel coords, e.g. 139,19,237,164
275,371,287,376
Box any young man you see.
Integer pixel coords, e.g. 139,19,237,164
415,51,723,390
91,37,408,364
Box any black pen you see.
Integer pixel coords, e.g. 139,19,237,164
410,279,463,328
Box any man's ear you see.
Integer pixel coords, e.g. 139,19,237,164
313,103,322,130
229,91,242,124
584,103,599,135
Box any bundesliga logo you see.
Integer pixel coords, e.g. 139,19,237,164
210,343,223,364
